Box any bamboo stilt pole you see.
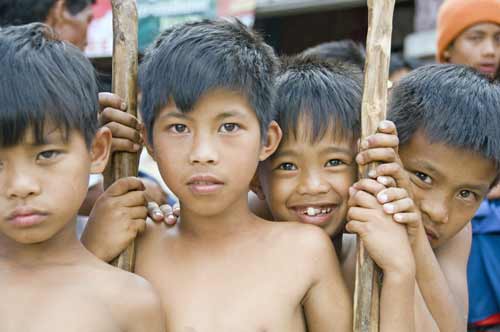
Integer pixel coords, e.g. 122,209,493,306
105,0,139,272
353,1,395,331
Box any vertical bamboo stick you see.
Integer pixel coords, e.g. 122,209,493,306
353,1,395,331
105,0,139,272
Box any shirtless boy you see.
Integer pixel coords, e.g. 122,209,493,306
249,56,416,331
252,60,500,331
0,24,164,332
83,20,352,332
355,64,500,331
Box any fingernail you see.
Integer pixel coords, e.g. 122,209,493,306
378,176,389,185
380,121,389,129
356,155,363,164
368,170,376,178
133,144,141,151
361,140,369,150
378,193,388,203
166,216,176,225
349,187,356,196
154,210,163,218
384,204,394,213
394,214,403,222
121,102,127,110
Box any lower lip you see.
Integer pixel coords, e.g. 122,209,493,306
8,214,47,228
293,208,335,226
188,183,224,195
478,65,496,74
425,232,437,241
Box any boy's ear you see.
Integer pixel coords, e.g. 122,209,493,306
142,126,156,161
90,127,112,174
250,168,266,200
259,121,282,161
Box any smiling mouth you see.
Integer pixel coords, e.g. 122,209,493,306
290,205,337,225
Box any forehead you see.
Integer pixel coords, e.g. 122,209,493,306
278,120,356,155
400,131,498,187
157,89,257,120
462,22,500,34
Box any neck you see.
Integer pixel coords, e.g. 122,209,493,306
178,194,258,240
0,217,84,267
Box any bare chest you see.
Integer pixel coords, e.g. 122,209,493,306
136,246,309,332
0,281,122,332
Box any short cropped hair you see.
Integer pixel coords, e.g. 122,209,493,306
0,23,99,148
0,0,94,26
389,64,500,167
139,19,278,143
275,55,363,143
301,40,366,71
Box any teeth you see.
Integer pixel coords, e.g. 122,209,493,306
305,207,332,216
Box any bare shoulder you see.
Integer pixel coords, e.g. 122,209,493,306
263,221,336,263
82,260,163,330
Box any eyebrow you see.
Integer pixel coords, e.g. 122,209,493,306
30,128,67,146
215,110,247,121
157,112,190,121
412,159,490,192
272,149,297,159
320,146,354,155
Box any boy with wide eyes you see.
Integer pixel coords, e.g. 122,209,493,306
356,64,500,331
0,24,164,332
83,20,353,332
251,56,417,331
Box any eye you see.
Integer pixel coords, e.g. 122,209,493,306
278,162,297,171
219,123,240,133
458,190,478,201
414,171,432,184
325,159,344,167
169,124,188,134
37,150,61,161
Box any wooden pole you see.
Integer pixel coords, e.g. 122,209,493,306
105,0,139,272
353,1,395,331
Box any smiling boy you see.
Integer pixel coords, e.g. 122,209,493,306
83,20,352,331
0,24,164,332
250,56,416,331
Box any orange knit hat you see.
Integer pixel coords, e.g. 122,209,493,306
436,0,500,63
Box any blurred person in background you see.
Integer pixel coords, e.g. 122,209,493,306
0,0,94,50
301,39,366,71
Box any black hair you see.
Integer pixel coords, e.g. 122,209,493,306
389,64,500,168
139,19,278,143
0,23,99,148
275,55,363,143
0,0,94,26
389,53,422,77
301,40,366,71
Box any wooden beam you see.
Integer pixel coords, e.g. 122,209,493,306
353,0,395,331
105,0,139,272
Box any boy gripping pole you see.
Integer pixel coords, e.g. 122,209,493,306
106,0,139,271
354,0,395,331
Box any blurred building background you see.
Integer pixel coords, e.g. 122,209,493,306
87,0,444,64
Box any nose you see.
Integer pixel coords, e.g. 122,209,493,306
189,132,219,165
5,168,41,199
420,197,449,225
297,169,330,196
481,38,496,57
